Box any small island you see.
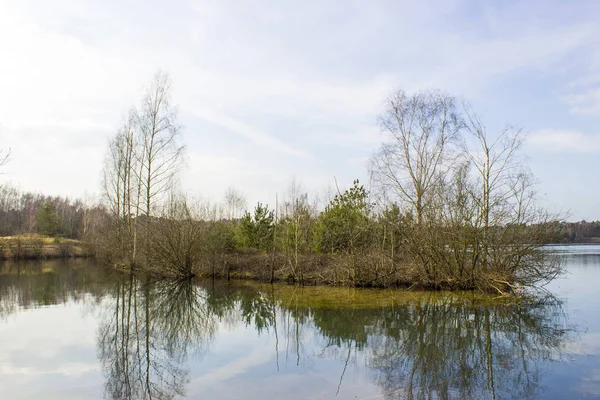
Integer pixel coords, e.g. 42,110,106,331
3,74,596,295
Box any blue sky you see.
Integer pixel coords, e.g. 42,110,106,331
0,0,599,220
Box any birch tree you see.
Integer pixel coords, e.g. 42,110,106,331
462,108,525,231
102,114,137,261
223,187,247,220
136,71,185,219
280,178,313,282
102,71,185,265
369,89,462,224
461,107,526,271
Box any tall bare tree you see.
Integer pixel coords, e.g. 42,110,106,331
281,178,313,282
102,71,185,266
136,71,185,218
461,107,526,269
369,89,462,225
462,107,525,231
103,113,138,262
223,187,247,220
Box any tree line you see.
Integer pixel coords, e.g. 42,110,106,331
0,184,107,240
553,220,600,242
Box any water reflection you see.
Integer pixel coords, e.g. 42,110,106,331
363,297,567,399
0,260,577,399
94,274,572,400
97,277,211,399
0,259,111,319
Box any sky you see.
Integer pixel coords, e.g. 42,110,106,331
0,0,599,220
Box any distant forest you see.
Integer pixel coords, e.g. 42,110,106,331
0,184,106,240
0,182,598,244
552,221,600,243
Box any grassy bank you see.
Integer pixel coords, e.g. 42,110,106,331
121,250,529,293
200,253,408,288
0,234,92,260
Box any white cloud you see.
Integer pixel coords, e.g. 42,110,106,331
0,8,139,127
563,88,600,116
0,362,99,377
527,130,600,153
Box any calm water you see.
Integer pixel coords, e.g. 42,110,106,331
1,246,599,399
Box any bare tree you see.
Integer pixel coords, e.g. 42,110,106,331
461,107,532,275
437,106,563,292
370,89,462,225
102,113,138,262
150,194,206,277
135,72,185,264
281,177,313,282
462,107,525,233
101,71,185,266
222,187,247,220
136,71,185,219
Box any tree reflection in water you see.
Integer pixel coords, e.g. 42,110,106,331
95,275,571,400
0,259,113,319
0,262,574,399
356,296,568,399
98,276,218,400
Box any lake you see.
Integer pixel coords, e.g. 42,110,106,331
0,245,599,399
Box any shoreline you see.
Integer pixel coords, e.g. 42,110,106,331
0,235,92,260
107,252,526,294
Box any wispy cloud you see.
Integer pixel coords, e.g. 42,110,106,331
527,129,600,153
189,345,273,387
191,108,311,159
563,88,600,116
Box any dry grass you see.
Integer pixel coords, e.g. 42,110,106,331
0,234,90,260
